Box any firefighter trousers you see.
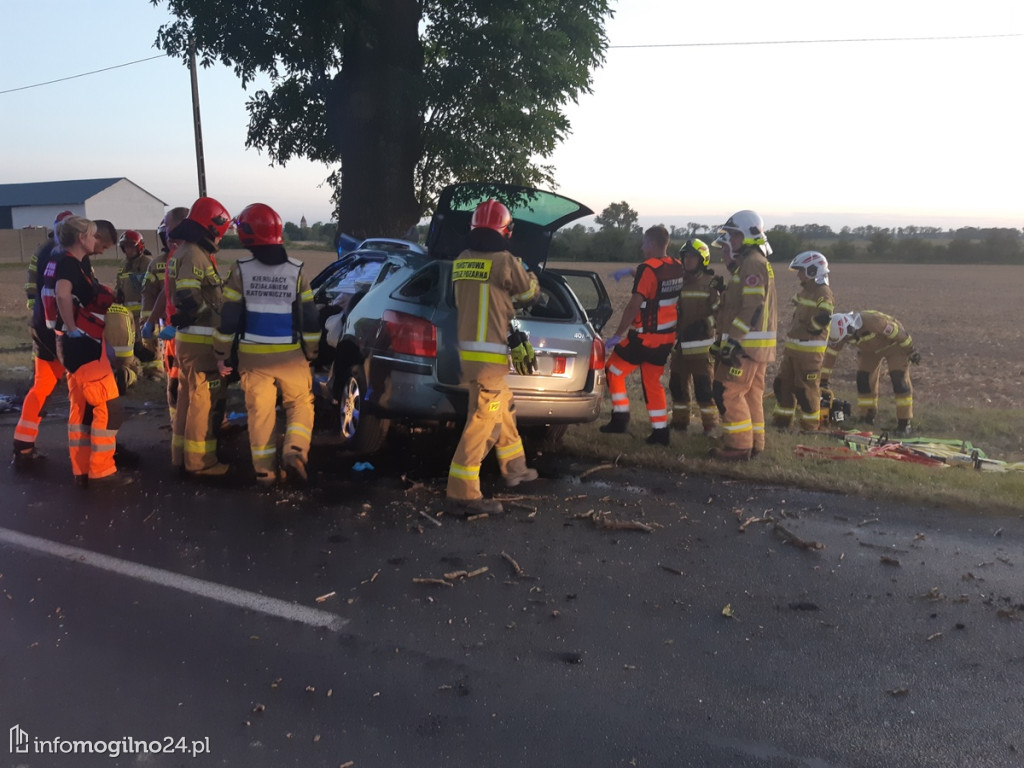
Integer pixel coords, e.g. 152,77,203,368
714,357,768,452
14,356,66,447
857,349,913,421
239,352,314,477
606,338,673,430
447,363,529,502
772,347,824,430
173,365,226,472
66,357,121,479
668,347,717,431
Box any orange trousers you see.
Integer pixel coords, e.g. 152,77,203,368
606,347,670,430
67,358,120,479
14,356,66,446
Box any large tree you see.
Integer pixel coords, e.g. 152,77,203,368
153,0,611,237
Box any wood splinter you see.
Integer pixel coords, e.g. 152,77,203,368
773,523,824,550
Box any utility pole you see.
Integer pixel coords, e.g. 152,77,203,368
188,42,207,198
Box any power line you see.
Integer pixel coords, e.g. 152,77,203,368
610,32,1022,49
3,30,1019,95
0,54,168,95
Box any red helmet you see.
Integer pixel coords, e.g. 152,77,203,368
471,199,513,237
234,203,283,247
52,210,74,238
118,229,145,253
186,197,232,241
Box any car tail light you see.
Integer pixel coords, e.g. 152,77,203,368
589,338,605,370
552,356,566,375
382,310,437,357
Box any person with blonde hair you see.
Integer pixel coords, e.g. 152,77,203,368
52,216,131,487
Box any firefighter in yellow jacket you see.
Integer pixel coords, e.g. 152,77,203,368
214,203,320,487
823,311,919,436
668,238,722,434
710,210,778,461
771,251,834,431
168,197,232,477
447,199,540,515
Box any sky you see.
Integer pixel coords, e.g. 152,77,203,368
1,0,1020,232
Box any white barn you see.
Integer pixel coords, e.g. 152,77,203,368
0,178,166,230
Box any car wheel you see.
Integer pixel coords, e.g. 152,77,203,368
521,424,568,449
337,363,389,453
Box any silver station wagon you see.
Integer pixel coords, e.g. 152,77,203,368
315,183,612,453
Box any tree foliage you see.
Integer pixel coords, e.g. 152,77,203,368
593,201,640,233
152,0,611,238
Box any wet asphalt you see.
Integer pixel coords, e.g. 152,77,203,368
1,398,1022,768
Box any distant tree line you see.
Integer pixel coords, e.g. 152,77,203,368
549,202,1024,265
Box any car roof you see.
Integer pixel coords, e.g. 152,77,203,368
425,183,593,270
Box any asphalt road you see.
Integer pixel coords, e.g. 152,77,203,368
1,398,1022,768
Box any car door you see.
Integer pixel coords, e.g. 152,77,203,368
547,268,613,333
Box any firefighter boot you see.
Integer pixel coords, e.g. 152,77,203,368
709,446,752,462
646,427,670,446
599,412,630,434
449,497,504,516
670,406,690,431
504,459,539,488
894,419,912,438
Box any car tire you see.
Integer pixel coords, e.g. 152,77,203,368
336,363,389,453
522,423,569,450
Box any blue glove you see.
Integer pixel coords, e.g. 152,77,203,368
141,321,154,340
66,328,85,339
604,334,622,357
158,325,176,341
611,267,633,282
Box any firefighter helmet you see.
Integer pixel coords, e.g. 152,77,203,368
234,203,283,247
830,311,862,341
186,197,232,242
119,229,145,254
471,199,513,237
790,250,830,285
718,209,768,245
679,238,711,268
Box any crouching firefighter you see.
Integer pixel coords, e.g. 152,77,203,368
447,199,541,516
214,203,320,487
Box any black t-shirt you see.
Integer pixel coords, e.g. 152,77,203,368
54,254,97,330
54,254,102,373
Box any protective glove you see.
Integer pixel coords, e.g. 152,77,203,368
141,321,154,340
908,349,921,365
169,311,191,329
709,275,726,293
158,325,176,341
26,298,35,311
719,339,743,365
812,309,832,331
709,338,723,358
66,328,85,339
603,334,622,357
507,330,536,375
611,267,633,282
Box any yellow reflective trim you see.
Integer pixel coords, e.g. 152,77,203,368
459,350,508,365
448,463,480,480
184,439,217,454
496,440,524,459
238,342,302,353
223,287,242,301
176,278,201,290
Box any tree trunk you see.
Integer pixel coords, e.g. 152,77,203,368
333,0,425,239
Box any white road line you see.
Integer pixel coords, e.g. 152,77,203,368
0,526,348,633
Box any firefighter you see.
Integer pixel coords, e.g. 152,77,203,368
667,238,722,434
823,311,920,436
141,207,190,422
12,211,72,466
600,225,685,445
771,251,834,431
52,217,131,487
214,203,320,487
709,210,777,461
446,199,541,515
168,197,232,477
116,229,163,380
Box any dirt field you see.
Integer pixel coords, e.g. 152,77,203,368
1,254,1020,410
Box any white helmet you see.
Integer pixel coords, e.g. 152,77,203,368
716,209,771,256
790,250,830,285
830,311,862,341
